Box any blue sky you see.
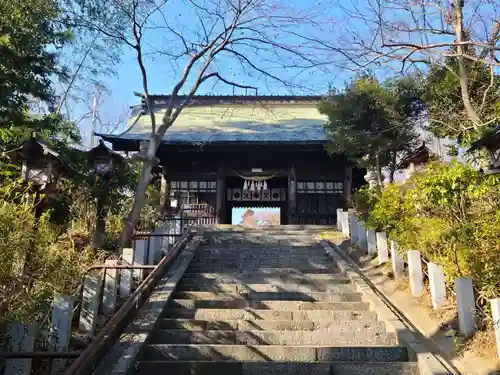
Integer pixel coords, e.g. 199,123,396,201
68,0,496,147
69,0,366,144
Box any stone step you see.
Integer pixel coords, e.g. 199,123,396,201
180,273,350,284
169,300,370,311
163,308,378,321
191,252,328,259
190,256,331,262
186,262,335,269
141,344,409,362
184,267,339,275
150,330,397,346
195,249,325,254
135,361,420,375
172,291,363,302
187,263,335,271
155,319,387,333
175,283,358,294
183,270,343,278
178,279,350,290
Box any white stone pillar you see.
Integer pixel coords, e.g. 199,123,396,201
376,232,389,264
134,239,148,281
390,241,405,280
102,259,119,315
357,220,367,250
367,229,377,255
428,262,447,309
455,277,476,337
159,221,169,254
50,296,74,374
167,216,182,247
408,250,424,296
349,213,358,244
5,323,36,375
336,209,343,231
119,247,134,297
78,273,103,335
490,298,500,359
341,212,350,238
149,225,165,264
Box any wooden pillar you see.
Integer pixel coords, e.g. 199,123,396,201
344,164,352,206
288,164,297,224
216,168,225,224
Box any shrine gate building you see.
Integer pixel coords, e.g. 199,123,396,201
98,95,365,225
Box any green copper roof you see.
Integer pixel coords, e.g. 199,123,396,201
102,96,328,144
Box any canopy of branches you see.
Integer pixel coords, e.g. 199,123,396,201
318,75,423,182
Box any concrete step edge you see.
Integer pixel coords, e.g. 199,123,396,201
171,291,364,302
154,318,387,331
169,300,370,311
142,344,410,362
150,330,397,345
162,309,379,321
135,361,420,375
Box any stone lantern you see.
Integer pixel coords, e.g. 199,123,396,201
4,133,72,217
397,142,432,182
87,139,124,249
88,139,123,179
469,125,500,175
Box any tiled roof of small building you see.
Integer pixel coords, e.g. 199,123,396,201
99,95,328,144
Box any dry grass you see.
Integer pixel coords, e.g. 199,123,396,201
464,329,499,361
340,240,499,366
319,230,343,241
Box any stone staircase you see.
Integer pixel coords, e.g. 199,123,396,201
132,228,420,374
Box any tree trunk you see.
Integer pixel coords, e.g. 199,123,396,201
388,151,397,183
92,195,108,249
118,143,156,249
375,153,383,186
453,0,482,127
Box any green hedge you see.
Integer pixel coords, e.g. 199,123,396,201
354,161,500,306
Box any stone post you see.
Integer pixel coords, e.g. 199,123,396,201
134,239,148,281
341,212,350,238
148,228,162,265
428,262,447,309
455,277,476,337
216,168,226,224
390,241,405,280
367,229,377,255
167,216,182,248
78,273,103,335
407,250,424,296
4,323,36,375
50,296,75,374
490,298,500,359
336,208,343,231
349,212,358,244
102,259,119,315
376,232,389,264
288,164,297,224
357,220,367,250
120,247,134,297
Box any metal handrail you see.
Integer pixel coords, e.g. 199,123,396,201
62,219,198,375
0,352,82,359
